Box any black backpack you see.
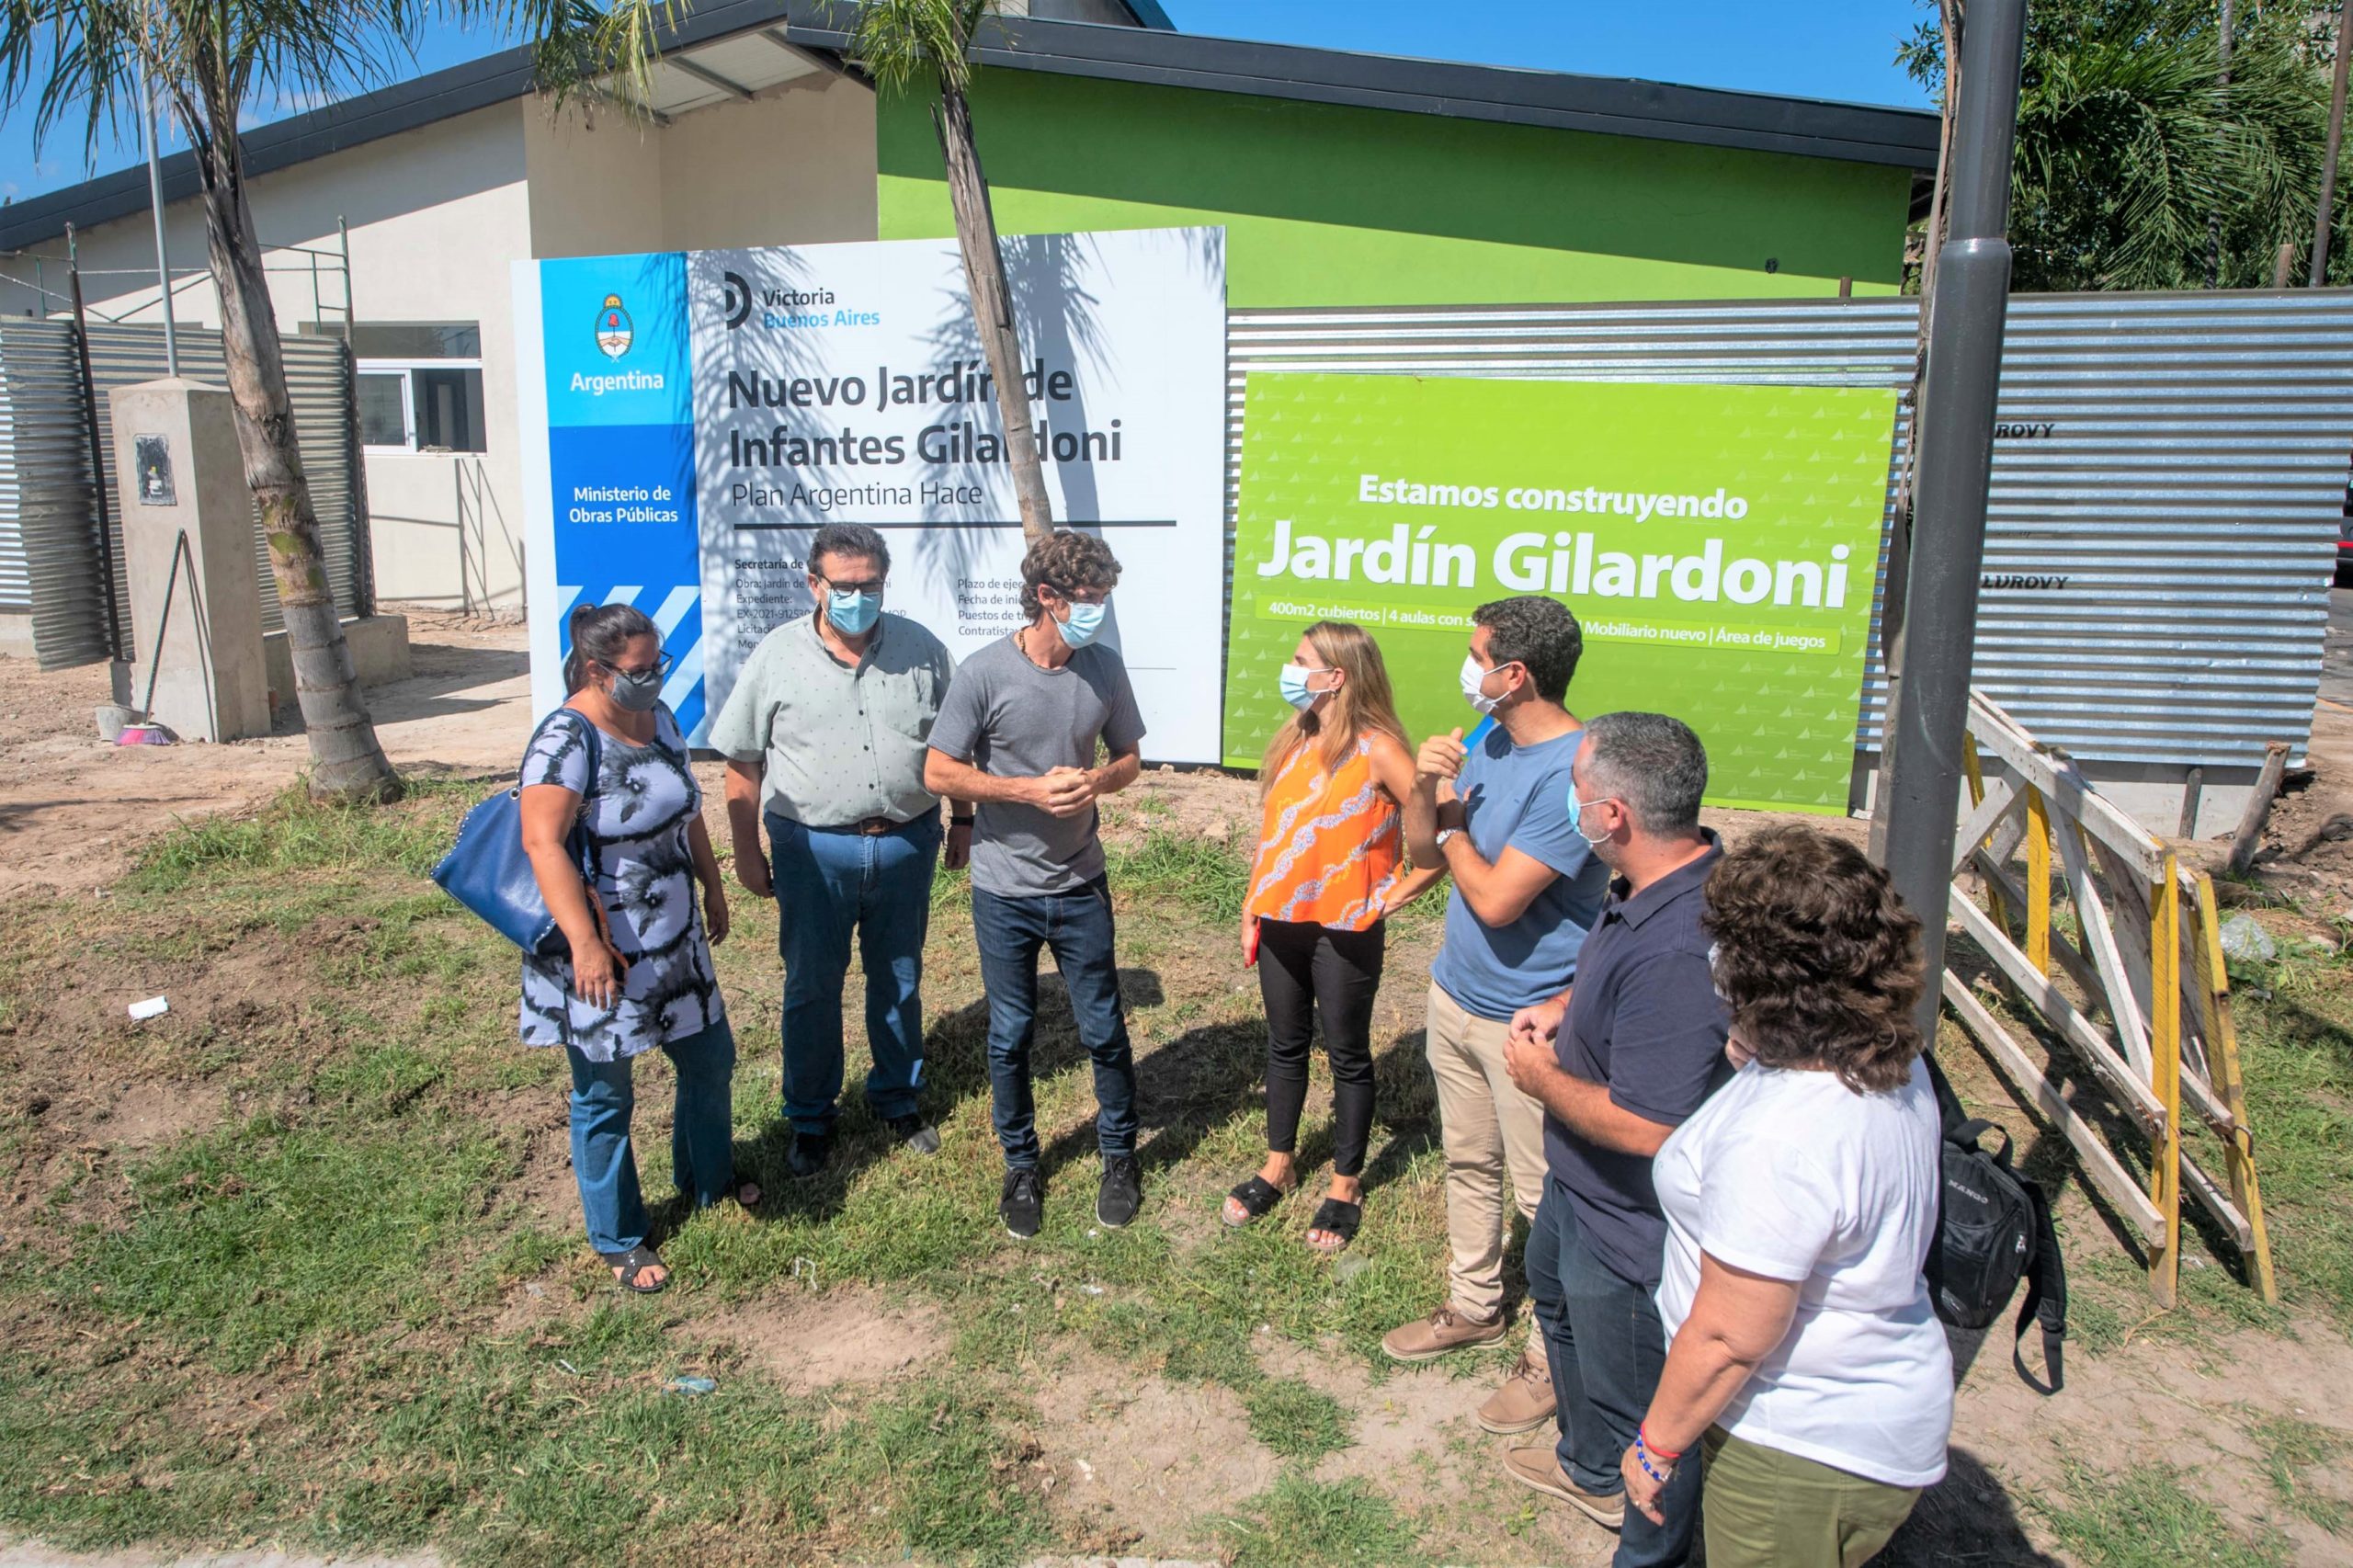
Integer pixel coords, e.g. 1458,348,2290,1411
1921,1051,2067,1394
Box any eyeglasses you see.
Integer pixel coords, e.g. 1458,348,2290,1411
815,574,889,597
603,652,674,679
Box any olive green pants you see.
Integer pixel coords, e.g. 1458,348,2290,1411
1700,1426,1924,1568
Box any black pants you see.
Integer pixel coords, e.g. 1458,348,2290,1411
1256,917,1384,1178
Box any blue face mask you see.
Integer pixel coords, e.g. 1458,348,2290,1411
826,587,881,636
1279,665,1333,710
1058,597,1108,648
1565,786,1619,845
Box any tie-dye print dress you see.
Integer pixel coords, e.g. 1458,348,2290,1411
517,705,724,1061
1244,733,1407,933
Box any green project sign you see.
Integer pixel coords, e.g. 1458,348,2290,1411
1220,374,1898,812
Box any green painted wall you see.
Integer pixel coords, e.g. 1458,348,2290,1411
876,73,1915,307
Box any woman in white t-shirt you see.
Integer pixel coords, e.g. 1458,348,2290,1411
1620,824,1950,1568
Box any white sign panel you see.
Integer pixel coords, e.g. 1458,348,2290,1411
516,227,1229,762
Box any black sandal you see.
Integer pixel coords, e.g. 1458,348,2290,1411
600,1244,669,1293
1306,1198,1363,1253
1223,1175,1292,1227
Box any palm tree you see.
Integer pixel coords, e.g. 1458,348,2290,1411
1899,0,2340,291
534,0,1053,545
0,0,411,801
849,0,1055,546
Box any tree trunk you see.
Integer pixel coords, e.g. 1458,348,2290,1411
933,81,1055,547
194,120,402,803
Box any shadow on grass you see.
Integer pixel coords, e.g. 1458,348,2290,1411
1881,1445,2063,1566
727,967,1172,1220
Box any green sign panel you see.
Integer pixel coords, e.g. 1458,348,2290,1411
1221,374,1897,812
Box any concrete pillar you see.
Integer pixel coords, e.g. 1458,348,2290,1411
109,378,272,743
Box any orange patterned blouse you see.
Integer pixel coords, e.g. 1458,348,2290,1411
1245,732,1407,932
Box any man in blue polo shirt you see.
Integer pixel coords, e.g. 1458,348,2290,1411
1388,596,1609,1437
1499,711,1728,1567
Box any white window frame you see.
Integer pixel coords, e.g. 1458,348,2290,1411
358,355,486,454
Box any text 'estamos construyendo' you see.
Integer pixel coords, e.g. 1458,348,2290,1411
719,357,1126,469
1256,475,1853,608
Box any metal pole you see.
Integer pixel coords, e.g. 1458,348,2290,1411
2313,0,2353,287
1874,0,2027,1041
139,55,179,375
2209,0,2232,289
338,215,354,343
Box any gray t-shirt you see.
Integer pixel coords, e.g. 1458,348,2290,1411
926,632,1147,897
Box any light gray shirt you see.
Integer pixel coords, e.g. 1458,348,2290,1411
926,632,1147,897
709,608,955,828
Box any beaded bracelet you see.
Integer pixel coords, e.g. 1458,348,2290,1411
1634,1426,1678,1484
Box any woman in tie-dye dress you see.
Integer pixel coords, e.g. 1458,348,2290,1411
1226,621,1439,1252
518,601,757,1295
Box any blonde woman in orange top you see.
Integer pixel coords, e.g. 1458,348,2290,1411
1226,621,1438,1251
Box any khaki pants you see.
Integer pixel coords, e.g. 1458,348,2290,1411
1425,981,1550,1320
1700,1426,1924,1568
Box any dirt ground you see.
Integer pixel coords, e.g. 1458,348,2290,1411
6,612,2353,1566
0,612,531,899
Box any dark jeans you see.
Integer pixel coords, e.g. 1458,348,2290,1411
1528,1179,1702,1568
971,875,1138,1169
565,1017,737,1256
767,810,940,1134
1256,917,1384,1178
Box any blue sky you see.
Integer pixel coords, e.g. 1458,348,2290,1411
0,0,1935,207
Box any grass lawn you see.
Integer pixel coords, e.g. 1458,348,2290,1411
1,778,2349,1565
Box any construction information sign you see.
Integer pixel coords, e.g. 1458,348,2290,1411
1221,374,1897,812
513,227,1228,758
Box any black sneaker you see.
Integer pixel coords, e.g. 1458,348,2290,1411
785,1131,833,1179
1097,1154,1142,1229
887,1113,941,1155
1001,1168,1044,1239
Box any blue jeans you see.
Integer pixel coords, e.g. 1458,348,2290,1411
767,810,941,1134
1528,1179,1703,1568
566,1017,738,1256
971,875,1138,1169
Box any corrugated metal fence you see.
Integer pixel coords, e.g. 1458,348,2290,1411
0,318,369,667
1228,290,2353,772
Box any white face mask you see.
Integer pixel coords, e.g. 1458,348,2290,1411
1460,653,1506,717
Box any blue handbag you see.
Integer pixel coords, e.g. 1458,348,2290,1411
432,710,604,956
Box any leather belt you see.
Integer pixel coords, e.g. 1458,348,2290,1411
806,814,922,836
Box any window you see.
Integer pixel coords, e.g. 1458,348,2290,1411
318,321,487,453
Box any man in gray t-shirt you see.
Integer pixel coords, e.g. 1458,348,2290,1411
926,531,1147,1241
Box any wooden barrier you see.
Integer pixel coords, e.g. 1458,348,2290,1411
1943,693,2276,1306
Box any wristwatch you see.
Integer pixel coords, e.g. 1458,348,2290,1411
1434,827,1461,853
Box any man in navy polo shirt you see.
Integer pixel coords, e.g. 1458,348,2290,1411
1498,711,1729,1567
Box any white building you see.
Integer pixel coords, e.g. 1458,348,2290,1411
0,0,1166,616
2,0,1935,628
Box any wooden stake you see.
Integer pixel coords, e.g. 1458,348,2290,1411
2146,856,2182,1305
2026,788,2053,975
2225,742,2292,878
2192,872,2279,1302
2177,767,2203,838
1962,734,2015,935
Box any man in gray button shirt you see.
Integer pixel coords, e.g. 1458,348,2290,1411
713,523,964,1176
925,530,1147,1240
